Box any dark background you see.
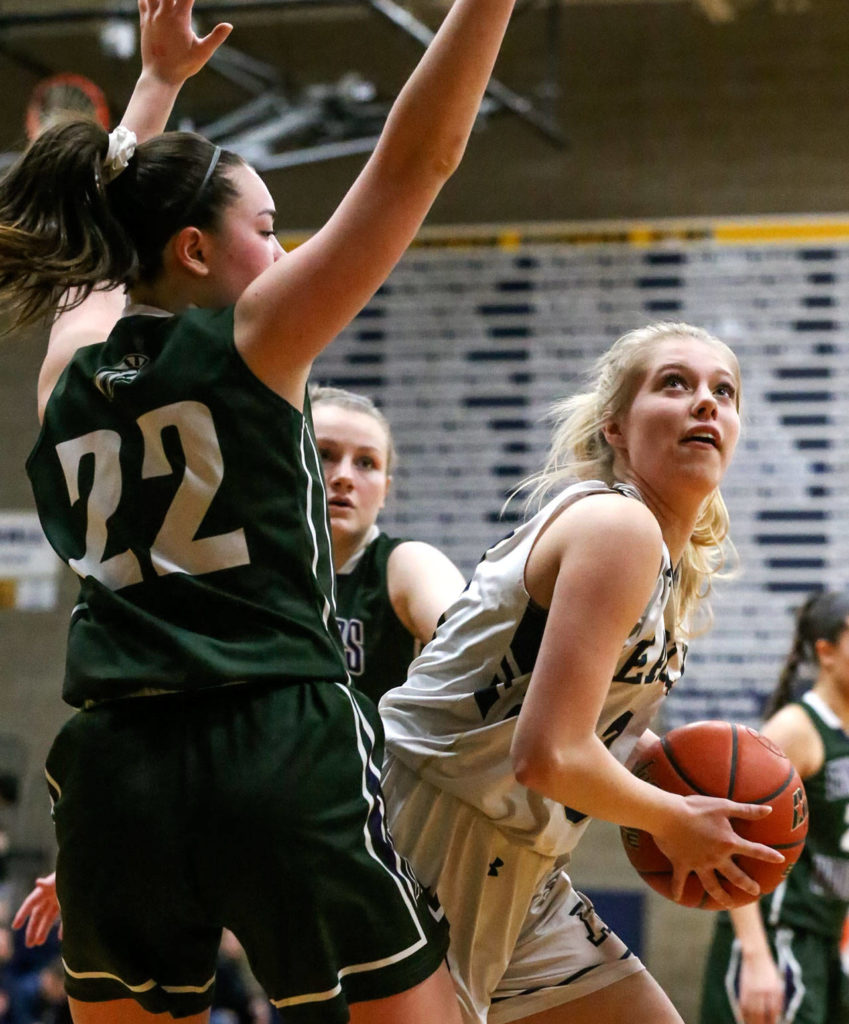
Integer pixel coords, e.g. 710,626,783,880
0,0,847,230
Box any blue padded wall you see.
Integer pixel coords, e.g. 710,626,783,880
312,221,849,729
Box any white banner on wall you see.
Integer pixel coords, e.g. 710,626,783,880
0,511,60,611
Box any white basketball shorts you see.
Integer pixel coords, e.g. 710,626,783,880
382,754,646,1023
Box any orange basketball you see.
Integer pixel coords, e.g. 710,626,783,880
620,721,809,910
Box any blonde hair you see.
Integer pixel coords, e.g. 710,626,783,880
309,384,396,474
519,322,741,632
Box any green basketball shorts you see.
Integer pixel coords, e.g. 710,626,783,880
45,680,449,1021
700,913,846,1024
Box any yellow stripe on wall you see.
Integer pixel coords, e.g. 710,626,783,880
713,221,849,243
281,216,849,251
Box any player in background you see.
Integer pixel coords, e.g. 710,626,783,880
700,589,849,1024
379,322,786,1024
311,385,465,704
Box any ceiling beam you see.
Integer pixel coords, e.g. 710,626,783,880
0,0,712,31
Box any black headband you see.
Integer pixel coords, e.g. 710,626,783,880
184,144,222,224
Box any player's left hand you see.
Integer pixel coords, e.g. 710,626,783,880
139,0,232,86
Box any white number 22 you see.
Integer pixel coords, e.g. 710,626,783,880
55,401,250,590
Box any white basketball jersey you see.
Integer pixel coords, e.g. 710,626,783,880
380,479,686,859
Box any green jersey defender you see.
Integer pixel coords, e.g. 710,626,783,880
700,691,849,1024
28,307,450,1021
28,305,348,706
335,530,417,705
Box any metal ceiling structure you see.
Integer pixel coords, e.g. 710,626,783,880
0,0,809,173
0,0,568,172
0,0,811,16
192,0,567,171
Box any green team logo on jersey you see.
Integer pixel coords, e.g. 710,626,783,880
94,353,149,400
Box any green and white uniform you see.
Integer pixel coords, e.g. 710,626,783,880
700,691,849,1024
335,526,417,704
380,480,686,1024
28,306,449,1022
28,305,345,706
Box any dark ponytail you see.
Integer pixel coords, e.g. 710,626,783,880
765,589,849,717
0,119,134,327
0,121,243,330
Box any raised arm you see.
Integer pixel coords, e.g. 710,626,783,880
38,0,232,420
122,0,232,142
510,494,783,909
234,0,517,405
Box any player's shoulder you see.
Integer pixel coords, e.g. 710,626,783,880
526,488,663,609
388,539,462,581
389,539,442,561
763,703,824,780
553,488,662,553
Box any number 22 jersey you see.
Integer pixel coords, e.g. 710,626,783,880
27,305,348,707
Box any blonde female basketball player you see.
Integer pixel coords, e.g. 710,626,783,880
379,322,786,1024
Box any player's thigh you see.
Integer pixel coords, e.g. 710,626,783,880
347,963,462,1024
490,874,644,1022
48,701,222,1016
508,971,683,1024
383,757,547,1023
68,997,210,1024
213,683,450,1019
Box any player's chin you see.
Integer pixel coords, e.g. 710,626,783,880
677,461,726,494
328,505,355,521
328,511,360,536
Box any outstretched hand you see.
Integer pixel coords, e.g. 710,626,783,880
139,0,232,86
11,872,61,948
120,0,232,143
653,796,785,909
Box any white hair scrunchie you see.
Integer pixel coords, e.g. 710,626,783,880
102,125,138,184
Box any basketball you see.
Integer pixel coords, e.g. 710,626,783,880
620,721,809,910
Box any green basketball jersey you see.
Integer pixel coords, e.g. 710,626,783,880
27,306,348,707
764,691,849,940
335,531,416,705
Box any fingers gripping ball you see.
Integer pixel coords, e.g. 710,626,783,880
620,721,809,910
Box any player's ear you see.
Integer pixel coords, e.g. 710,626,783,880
814,636,836,667
380,473,392,510
602,417,626,450
171,226,209,278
